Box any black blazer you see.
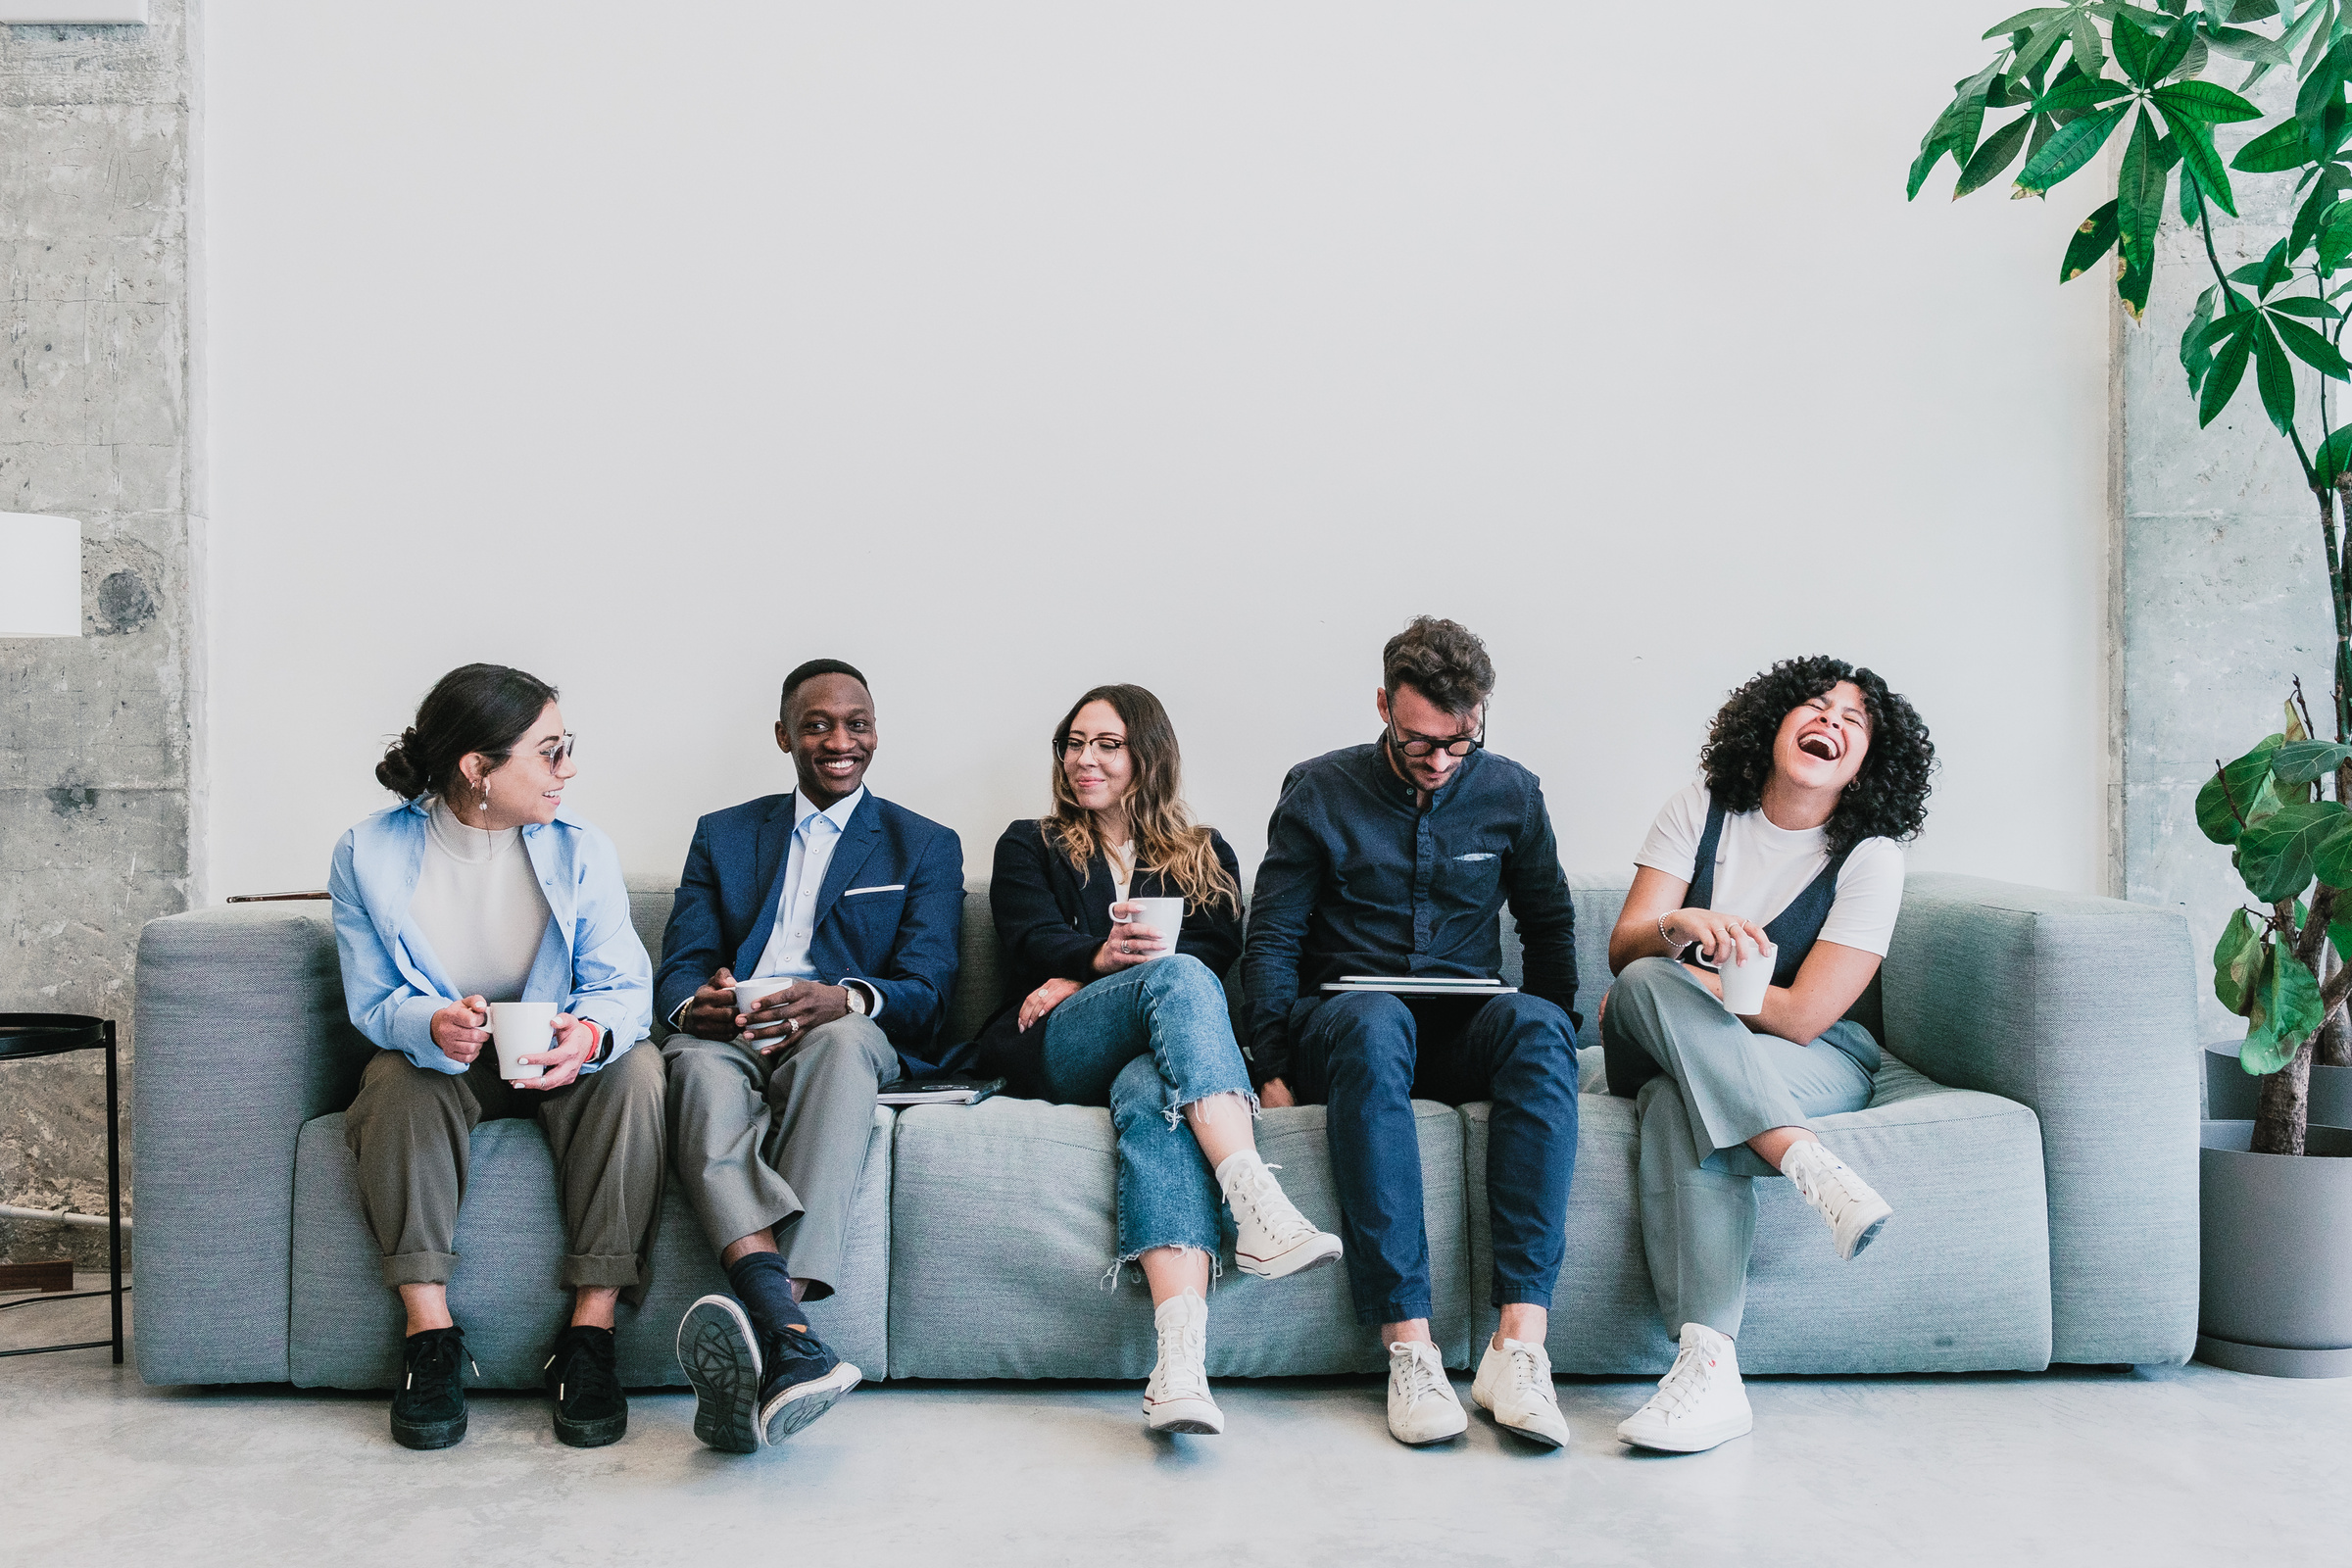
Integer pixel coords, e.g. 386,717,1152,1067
974,819,1245,1097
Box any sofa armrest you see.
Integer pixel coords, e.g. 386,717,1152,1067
1881,873,2199,1366
132,905,376,1385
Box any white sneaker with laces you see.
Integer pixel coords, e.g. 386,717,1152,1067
1616,1322,1752,1453
1142,1290,1223,1435
1217,1152,1344,1280
1781,1139,1893,1260
1386,1339,1469,1446
1471,1336,1571,1450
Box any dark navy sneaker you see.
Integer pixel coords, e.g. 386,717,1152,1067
757,1321,860,1445
543,1324,628,1448
390,1325,473,1450
676,1296,763,1453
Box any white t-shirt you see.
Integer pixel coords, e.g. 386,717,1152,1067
1634,781,1905,958
1105,840,1137,904
410,797,553,1003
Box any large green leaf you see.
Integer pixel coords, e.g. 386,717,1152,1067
2272,313,2352,377
2199,325,2254,423
2271,738,2352,782
2182,283,2220,391
2064,198,2123,281
2245,948,2328,1073
2319,423,2352,485
2269,295,2344,319
2198,733,2286,844
2150,80,2264,122
1984,5,2072,36
2215,907,2265,1014
2254,316,2297,433
2037,74,2134,113
2147,16,2198,82
2171,118,2236,216
2236,800,2346,900
2229,0,2279,20
2310,811,2352,886
2291,180,2339,261
1957,114,2036,197
2072,10,2106,77
2202,22,2291,65
2120,110,2170,273
2113,12,2156,81
2018,101,2130,192
2233,117,2312,172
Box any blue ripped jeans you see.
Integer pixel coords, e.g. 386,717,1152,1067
1037,954,1255,1270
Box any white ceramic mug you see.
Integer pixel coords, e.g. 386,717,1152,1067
1112,897,1187,959
489,1001,559,1081
1714,935,1777,1015
732,976,796,1041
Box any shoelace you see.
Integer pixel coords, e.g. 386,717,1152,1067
1152,1316,1210,1399
1504,1342,1551,1400
1646,1341,1716,1420
1787,1151,1858,1226
547,1335,618,1408
762,1322,831,1378
1392,1346,1447,1407
404,1331,475,1393
1232,1162,1317,1246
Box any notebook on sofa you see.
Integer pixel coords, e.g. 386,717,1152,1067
1318,976,1518,997
878,1074,1005,1107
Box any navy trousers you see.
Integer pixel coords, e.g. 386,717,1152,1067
1289,990,1580,1326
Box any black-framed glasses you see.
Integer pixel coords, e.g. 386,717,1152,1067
1054,735,1127,760
1387,717,1484,759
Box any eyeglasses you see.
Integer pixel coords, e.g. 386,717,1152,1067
534,733,577,765
1054,735,1127,760
1387,716,1484,759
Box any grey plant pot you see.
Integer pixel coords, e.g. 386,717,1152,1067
2196,1121,2352,1378
2204,1041,2352,1128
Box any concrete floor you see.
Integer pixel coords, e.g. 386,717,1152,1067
4,1280,2349,1568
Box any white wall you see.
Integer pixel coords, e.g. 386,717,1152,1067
203,2,2111,903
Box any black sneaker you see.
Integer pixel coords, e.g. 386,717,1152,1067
543,1324,628,1448
676,1296,764,1453
390,1326,473,1450
756,1320,860,1445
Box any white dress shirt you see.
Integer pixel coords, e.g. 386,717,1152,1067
749,786,881,1015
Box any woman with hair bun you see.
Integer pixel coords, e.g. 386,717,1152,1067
1600,657,1936,1456
329,663,662,1453
975,683,1343,1438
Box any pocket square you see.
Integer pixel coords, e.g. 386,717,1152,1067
843,884,906,897
1454,853,1495,861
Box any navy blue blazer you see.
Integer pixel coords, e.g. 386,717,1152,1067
655,790,966,1071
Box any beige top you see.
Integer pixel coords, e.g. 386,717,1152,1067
409,797,553,1003
1105,840,1137,904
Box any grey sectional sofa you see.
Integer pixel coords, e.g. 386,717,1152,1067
129,871,2201,1390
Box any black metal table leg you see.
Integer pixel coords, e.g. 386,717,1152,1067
106,1019,122,1365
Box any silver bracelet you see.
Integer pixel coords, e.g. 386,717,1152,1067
1658,912,1690,953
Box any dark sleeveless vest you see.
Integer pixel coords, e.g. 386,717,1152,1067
1683,799,1852,986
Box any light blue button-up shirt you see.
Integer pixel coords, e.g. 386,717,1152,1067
751,785,866,984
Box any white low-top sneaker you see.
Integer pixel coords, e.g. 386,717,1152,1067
1471,1337,1571,1450
1782,1139,1893,1260
1616,1322,1753,1454
1143,1290,1223,1435
1386,1340,1469,1446
1218,1152,1345,1280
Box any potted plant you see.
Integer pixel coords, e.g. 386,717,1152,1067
1913,0,2352,1376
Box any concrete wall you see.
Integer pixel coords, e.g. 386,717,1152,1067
0,1,195,1265
2120,82,2331,1040
200,1,2113,907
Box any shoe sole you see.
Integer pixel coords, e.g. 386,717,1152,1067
1616,1411,1753,1453
1390,1414,1470,1446
1235,1233,1345,1280
1839,1207,1892,1261
761,1361,862,1445
390,1411,466,1450
1472,1388,1568,1450
1145,1396,1225,1436
676,1297,763,1455
553,1408,628,1448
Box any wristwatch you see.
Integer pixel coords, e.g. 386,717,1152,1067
843,981,870,1016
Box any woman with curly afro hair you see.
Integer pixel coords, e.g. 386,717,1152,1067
1597,656,1935,1456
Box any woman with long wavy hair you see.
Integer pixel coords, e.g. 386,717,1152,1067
975,683,1342,1437
1599,656,1935,1456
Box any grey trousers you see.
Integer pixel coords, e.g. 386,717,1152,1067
1602,956,1874,1338
662,1013,901,1299
342,1042,668,1298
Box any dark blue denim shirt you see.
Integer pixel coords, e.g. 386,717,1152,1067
1242,738,1578,1085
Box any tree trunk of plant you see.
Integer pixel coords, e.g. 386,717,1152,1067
2254,1034,2315,1155
2323,945,2352,1070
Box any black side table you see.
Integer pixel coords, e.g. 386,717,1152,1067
0,1014,125,1363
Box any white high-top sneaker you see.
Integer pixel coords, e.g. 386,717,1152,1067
1386,1340,1469,1446
1142,1290,1223,1436
1615,1322,1753,1454
1471,1336,1572,1450
1781,1139,1893,1260
1217,1152,1344,1280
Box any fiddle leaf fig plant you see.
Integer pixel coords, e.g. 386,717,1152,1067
1914,0,2352,1154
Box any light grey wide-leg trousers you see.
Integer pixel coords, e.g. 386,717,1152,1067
1601,956,1874,1338
662,1014,901,1299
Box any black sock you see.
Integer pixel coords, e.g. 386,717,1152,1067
725,1252,807,1340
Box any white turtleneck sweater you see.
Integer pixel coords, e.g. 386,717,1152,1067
408,797,554,1004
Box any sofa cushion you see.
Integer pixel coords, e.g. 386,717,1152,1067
287,1104,894,1389
1466,1058,2053,1375
885,1096,1472,1378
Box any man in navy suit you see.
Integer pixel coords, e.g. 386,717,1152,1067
658,659,963,1453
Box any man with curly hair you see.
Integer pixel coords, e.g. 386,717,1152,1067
1599,656,1934,1455
1245,615,1582,1452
